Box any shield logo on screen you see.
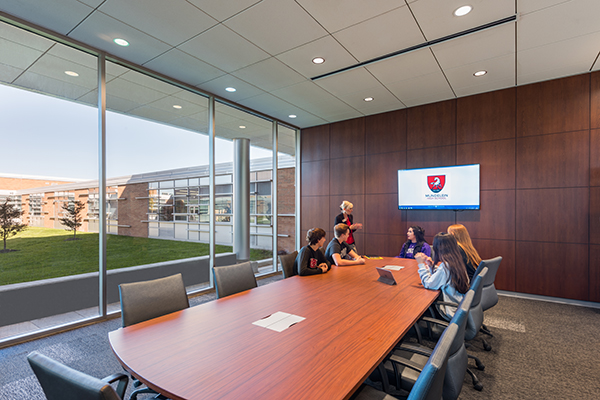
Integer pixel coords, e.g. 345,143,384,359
427,175,445,193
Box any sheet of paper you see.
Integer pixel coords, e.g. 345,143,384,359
382,265,404,271
252,311,305,332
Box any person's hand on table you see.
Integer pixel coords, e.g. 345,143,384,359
415,252,433,269
355,256,365,265
318,263,329,273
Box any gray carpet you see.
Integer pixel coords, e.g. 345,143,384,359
1,275,598,400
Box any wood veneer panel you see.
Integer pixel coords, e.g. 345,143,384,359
406,209,455,239
471,238,515,292
516,130,589,189
301,195,330,233
457,190,515,241
406,145,455,170
591,129,600,186
591,71,600,129
329,156,365,195
516,241,588,300
457,87,516,144
366,151,407,194
301,124,330,162
364,193,405,235
366,109,407,155
364,233,406,258
330,194,365,234
516,73,590,137
516,188,589,243
330,117,366,159
590,245,600,302
457,139,515,190
591,187,600,244
301,160,329,196
407,99,456,150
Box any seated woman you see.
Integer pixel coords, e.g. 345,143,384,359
396,226,431,259
294,228,331,276
415,233,470,319
447,224,482,280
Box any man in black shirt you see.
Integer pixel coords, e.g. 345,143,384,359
325,224,366,266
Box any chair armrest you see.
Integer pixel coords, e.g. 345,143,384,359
388,354,424,373
434,300,458,307
396,343,433,358
421,316,449,328
102,373,129,399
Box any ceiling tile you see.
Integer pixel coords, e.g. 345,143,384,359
517,31,600,85
0,37,45,72
224,0,328,55
47,43,98,70
444,53,515,97
98,0,218,46
0,64,23,83
0,0,94,35
432,23,514,70
117,70,181,96
197,74,265,101
276,35,357,79
25,52,97,90
177,24,270,73
68,11,172,65
333,5,425,62
231,57,306,92
271,80,357,117
385,70,455,107
187,0,262,22
13,71,94,101
143,48,226,86
518,0,600,51
518,0,574,16
366,48,441,85
238,93,298,116
0,21,54,52
296,0,404,33
128,104,181,125
409,0,514,41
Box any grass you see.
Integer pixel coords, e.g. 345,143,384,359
0,227,272,286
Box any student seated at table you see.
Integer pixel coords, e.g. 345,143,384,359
294,228,331,276
325,224,366,266
447,224,481,280
415,233,469,319
396,225,431,259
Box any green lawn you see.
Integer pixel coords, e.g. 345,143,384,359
0,227,272,286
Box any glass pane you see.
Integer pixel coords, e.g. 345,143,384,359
0,21,99,340
277,124,297,269
105,62,211,300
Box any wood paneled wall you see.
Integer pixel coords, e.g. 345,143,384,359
301,72,600,302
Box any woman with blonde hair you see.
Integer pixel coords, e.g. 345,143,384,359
334,200,363,254
448,224,481,280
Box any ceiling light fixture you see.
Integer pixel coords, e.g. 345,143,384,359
239,125,246,129
113,38,129,47
312,57,325,64
473,70,487,77
364,97,374,102
289,115,297,118
225,87,236,92
64,71,79,77
454,5,472,17
173,105,182,109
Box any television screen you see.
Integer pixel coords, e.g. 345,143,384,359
398,164,480,210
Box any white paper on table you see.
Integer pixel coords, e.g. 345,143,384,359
382,265,404,271
252,311,306,332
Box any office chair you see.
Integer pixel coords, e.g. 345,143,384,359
28,351,128,400
473,256,502,338
353,324,458,400
279,250,298,278
119,273,190,399
213,261,258,299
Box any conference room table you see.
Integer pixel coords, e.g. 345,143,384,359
109,257,439,400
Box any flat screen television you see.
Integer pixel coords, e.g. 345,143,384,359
398,164,480,210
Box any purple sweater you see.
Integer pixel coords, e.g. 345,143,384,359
397,241,432,259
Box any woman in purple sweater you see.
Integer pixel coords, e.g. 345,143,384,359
397,225,432,259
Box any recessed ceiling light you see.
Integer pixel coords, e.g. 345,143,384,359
364,97,374,102
288,115,297,118
173,105,182,109
454,5,472,17
113,38,129,47
312,57,325,64
64,71,79,77
473,70,487,77
225,87,236,92
239,125,246,129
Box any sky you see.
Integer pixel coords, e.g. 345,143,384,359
1,84,273,181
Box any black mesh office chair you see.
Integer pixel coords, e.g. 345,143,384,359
279,250,298,278
28,351,129,400
119,273,190,399
474,256,502,340
213,261,258,299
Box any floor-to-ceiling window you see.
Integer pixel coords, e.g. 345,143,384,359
276,124,297,266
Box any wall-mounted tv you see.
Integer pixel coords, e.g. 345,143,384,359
398,164,480,210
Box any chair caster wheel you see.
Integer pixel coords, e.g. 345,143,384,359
476,362,485,371
483,340,492,351
474,382,483,391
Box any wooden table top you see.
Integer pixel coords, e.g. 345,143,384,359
109,257,439,400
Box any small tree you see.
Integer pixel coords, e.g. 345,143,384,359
59,200,85,239
0,197,27,252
